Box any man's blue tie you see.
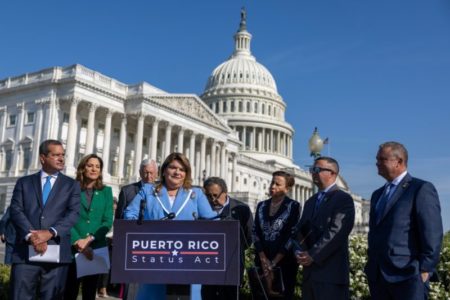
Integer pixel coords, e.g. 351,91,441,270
42,176,52,205
314,191,325,214
375,183,395,223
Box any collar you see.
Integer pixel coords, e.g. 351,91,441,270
41,170,59,180
320,182,337,194
216,196,230,215
388,170,408,187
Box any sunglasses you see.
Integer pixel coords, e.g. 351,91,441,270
309,166,335,174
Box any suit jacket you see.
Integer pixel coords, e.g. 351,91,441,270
219,198,253,280
116,181,142,219
9,171,80,263
70,186,113,250
124,184,217,221
365,173,443,283
295,186,355,285
0,207,16,244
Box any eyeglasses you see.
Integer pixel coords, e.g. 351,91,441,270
309,166,335,174
205,191,223,202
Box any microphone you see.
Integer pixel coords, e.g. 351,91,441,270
161,212,176,220
137,199,146,225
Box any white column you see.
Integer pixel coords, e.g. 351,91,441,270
65,98,79,173
189,132,196,178
218,100,223,114
118,114,127,179
102,110,113,177
177,127,184,153
0,107,5,171
231,153,237,191
242,126,247,150
150,118,159,161
200,135,206,179
164,122,172,159
134,113,145,179
11,103,25,176
277,131,281,154
31,101,44,170
270,129,274,153
262,128,266,151
85,103,97,154
251,127,256,150
290,136,293,158
210,141,216,177
220,143,226,178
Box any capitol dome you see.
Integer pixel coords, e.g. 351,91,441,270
201,9,294,167
203,10,278,95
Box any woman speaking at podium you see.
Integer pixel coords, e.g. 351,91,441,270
124,152,217,300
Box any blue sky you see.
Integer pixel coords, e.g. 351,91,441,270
1,1,449,230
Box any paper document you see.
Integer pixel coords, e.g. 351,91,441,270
75,246,110,278
29,245,60,263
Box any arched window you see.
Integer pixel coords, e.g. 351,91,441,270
246,102,251,112
254,102,258,113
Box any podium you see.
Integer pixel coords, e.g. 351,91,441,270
111,219,240,288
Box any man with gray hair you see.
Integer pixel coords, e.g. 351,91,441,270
365,141,443,300
115,159,158,219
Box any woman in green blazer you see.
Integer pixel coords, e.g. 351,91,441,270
64,154,113,300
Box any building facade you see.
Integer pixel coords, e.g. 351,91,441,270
0,11,369,231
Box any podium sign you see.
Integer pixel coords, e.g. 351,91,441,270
111,219,240,286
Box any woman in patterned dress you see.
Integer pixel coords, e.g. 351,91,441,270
252,170,301,299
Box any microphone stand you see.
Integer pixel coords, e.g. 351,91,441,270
137,199,146,225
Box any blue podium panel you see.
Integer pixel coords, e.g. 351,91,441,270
111,220,240,286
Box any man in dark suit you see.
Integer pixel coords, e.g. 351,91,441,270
0,206,16,264
365,141,443,300
115,158,158,219
201,177,254,300
9,139,80,300
115,158,157,300
293,156,355,300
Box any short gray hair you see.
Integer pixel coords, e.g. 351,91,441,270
140,159,157,171
379,141,408,166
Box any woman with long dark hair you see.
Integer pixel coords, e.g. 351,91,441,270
64,154,113,300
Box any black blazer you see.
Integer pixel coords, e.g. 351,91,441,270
116,181,142,219
295,185,355,285
365,173,443,283
219,197,254,280
0,207,16,244
10,172,80,263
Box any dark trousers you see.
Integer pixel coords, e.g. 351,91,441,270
368,272,428,300
201,285,239,300
302,279,349,300
10,262,69,300
64,261,99,300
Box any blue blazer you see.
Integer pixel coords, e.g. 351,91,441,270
365,173,443,283
124,184,217,221
9,172,81,263
123,184,216,300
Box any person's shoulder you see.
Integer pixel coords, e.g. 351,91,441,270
121,181,141,190
58,172,76,183
99,185,112,193
284,196,299,205
17,172,39,182
230,198,251,209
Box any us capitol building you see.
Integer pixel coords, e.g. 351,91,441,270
0,11,369,232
